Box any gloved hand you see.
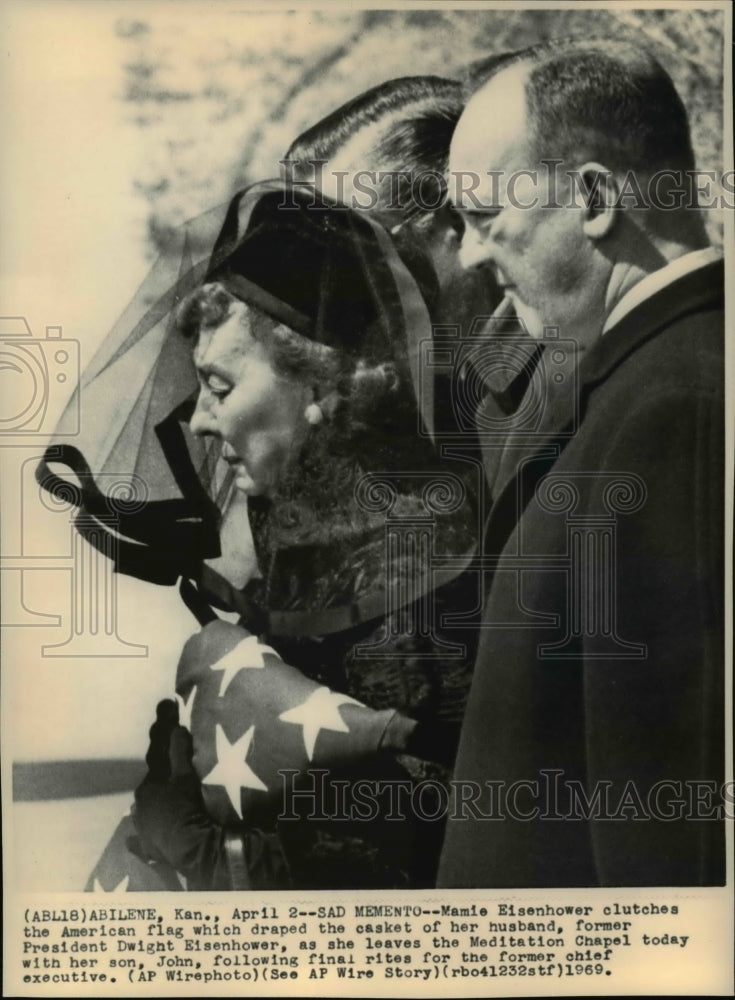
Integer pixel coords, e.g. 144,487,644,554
133,704,229,890
134,712,292,890
144,698,179,778
400,717,461,767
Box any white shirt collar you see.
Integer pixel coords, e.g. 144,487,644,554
602,247,722,335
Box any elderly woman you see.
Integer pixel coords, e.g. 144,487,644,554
131,182,479,890
41,76,490,892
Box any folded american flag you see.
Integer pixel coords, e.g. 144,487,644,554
176,619,397,825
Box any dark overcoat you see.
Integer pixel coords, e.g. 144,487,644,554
437,260,725,887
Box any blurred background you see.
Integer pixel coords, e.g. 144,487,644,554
126,5,726,252
2,2,726,891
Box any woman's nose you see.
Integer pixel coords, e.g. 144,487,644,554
188,393,216,437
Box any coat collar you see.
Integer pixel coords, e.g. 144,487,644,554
578,258,723,393
485,259,724,537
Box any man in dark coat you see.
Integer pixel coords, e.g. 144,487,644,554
437,40,725,887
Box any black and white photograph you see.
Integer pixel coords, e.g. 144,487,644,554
2,1,733,996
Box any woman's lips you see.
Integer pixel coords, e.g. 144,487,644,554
218,442,256,492
233,466,253,493
221,450,250,490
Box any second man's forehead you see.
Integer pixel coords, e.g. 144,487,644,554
450,62,532,164
447,159,506,213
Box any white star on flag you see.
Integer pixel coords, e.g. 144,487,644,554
202,724,267,818
93,875,129,893
279,687,364,760
176,686,197,730
209,635,279,696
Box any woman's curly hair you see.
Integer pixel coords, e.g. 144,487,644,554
177,282,402,433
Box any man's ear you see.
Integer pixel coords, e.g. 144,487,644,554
577,162,619,239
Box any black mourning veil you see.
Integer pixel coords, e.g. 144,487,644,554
37,181,458,622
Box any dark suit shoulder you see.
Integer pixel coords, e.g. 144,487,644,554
587,302,723,416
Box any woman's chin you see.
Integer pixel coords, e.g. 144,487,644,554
234,473,258,495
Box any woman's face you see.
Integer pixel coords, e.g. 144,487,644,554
189,303,311,497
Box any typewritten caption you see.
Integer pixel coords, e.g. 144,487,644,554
11,893,726,997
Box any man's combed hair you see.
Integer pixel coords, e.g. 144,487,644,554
470,38,697,179
287,76,462,177
286,75,463,220
523,41,697,179
285,76,466,316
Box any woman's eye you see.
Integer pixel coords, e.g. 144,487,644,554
206,375,232,399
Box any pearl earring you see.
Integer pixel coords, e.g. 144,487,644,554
304,402,323,425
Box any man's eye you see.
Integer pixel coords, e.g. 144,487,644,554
463,208,501,226
446,205,466,238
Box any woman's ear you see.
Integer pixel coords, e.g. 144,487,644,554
578,162,619,240
304,402,324,425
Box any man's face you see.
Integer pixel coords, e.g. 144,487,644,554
303,131,466,295
290,118,501,321
189,302,310,497
449,64,601,344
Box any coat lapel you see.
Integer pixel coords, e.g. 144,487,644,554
580,259,723,389
487,341,580,513
482,259,724,554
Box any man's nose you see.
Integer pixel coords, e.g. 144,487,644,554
459,227,496,272
188,393,216,437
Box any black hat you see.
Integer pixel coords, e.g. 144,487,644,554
36,181,436,602
207,187,410,372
